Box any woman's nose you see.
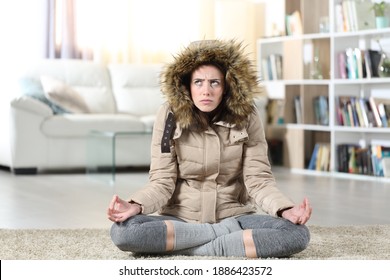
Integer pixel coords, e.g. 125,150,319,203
201,84,211,95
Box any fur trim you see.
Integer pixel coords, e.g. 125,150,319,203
160,39,262,128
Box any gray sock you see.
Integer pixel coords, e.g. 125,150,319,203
171,217,241,250
176,230,247,257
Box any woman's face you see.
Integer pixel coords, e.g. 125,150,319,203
190,65,224,113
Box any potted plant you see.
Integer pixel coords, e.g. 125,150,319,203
372,1,389,28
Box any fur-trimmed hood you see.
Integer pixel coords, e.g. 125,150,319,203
160,39,262,129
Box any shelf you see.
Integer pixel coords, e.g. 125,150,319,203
290,168,390,182
333,28,390,39
263,80,330,85
268,124,331,131
258,0,390,181
333,78,390,85
260,32,331,44
333,126,390,133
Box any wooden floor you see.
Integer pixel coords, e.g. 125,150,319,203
1,166,390,229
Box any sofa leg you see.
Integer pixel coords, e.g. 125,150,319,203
13,168,38,175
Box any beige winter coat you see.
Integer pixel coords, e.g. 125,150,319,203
129,40,295,223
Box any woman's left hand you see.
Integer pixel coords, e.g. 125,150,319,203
281,197,312,225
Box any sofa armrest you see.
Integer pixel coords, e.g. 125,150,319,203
9,96,52,170
11,96,53,117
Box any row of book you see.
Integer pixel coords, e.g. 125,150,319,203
294,96,329,125
267,99,285,124
335,1,376,33
268,95,389,127
285,10,303,36
335,96,390,128
337,143,390,177
308,143,330,171
308,142,390,177
338,48,382,79
261,54,283,81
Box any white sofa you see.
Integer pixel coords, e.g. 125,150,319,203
1,59,268,174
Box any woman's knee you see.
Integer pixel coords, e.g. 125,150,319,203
295,224,310,250
110,216,168,253
110,217,148,252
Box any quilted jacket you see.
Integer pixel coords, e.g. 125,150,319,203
129,40,295,223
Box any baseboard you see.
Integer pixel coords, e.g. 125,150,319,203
12,167,38,175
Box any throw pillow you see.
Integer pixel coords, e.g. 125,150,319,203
18,78,69,114
40,75,90,113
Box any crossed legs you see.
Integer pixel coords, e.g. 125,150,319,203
110,214,310,258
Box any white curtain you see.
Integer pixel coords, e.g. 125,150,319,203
74,0,216,64
46,0,80,59
0,0,264,66
47,0,264,64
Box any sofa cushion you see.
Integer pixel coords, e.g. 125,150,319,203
73,85,115,114
18,78,69,114
108,64,165,116
41,75,90,113
41,114,146,137
20,59,117,114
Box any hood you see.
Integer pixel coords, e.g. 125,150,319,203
160,39,262,129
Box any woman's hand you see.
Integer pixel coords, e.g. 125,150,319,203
281,197,312,225
107,195,141,222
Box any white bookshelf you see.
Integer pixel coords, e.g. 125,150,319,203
258,0,390,181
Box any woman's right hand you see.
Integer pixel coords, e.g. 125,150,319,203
107,194,141,222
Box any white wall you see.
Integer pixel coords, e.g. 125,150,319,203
253,0,285,37
0,0,47,165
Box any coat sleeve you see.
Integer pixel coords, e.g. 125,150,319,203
242,110,295,216
128,103,178,214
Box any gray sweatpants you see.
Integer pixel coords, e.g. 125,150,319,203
110,214,310,258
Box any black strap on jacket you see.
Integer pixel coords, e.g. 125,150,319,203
161,112,175,153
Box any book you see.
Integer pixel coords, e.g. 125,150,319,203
337,144,349,172
286,10,303,35
318,144,330,172
354,97,365,127
382,146,390,177
313,96,329,125
346,48,358,79
335,4,345,32
337,96,352,126
335,96,344,125
261,58,270,81
308,143,330,171
377,103,388,128
294,96,302,124
342,0,352,31
354,48,363,78
384,104,390,127
338,52,348,79
371,145,383,176
363,98,377,127
308,143,320,170
369,97,383,127
368,50,382,77
349,97,360,126
363,50,372,78
358,98,369,127
383,157,390,177
348,0,358,32
267,99,285,125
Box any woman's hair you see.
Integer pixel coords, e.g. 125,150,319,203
182,62,232,131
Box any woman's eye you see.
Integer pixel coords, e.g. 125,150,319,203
194,80,202,86
210,80,220,87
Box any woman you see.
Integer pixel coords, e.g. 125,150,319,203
107,40,312,258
